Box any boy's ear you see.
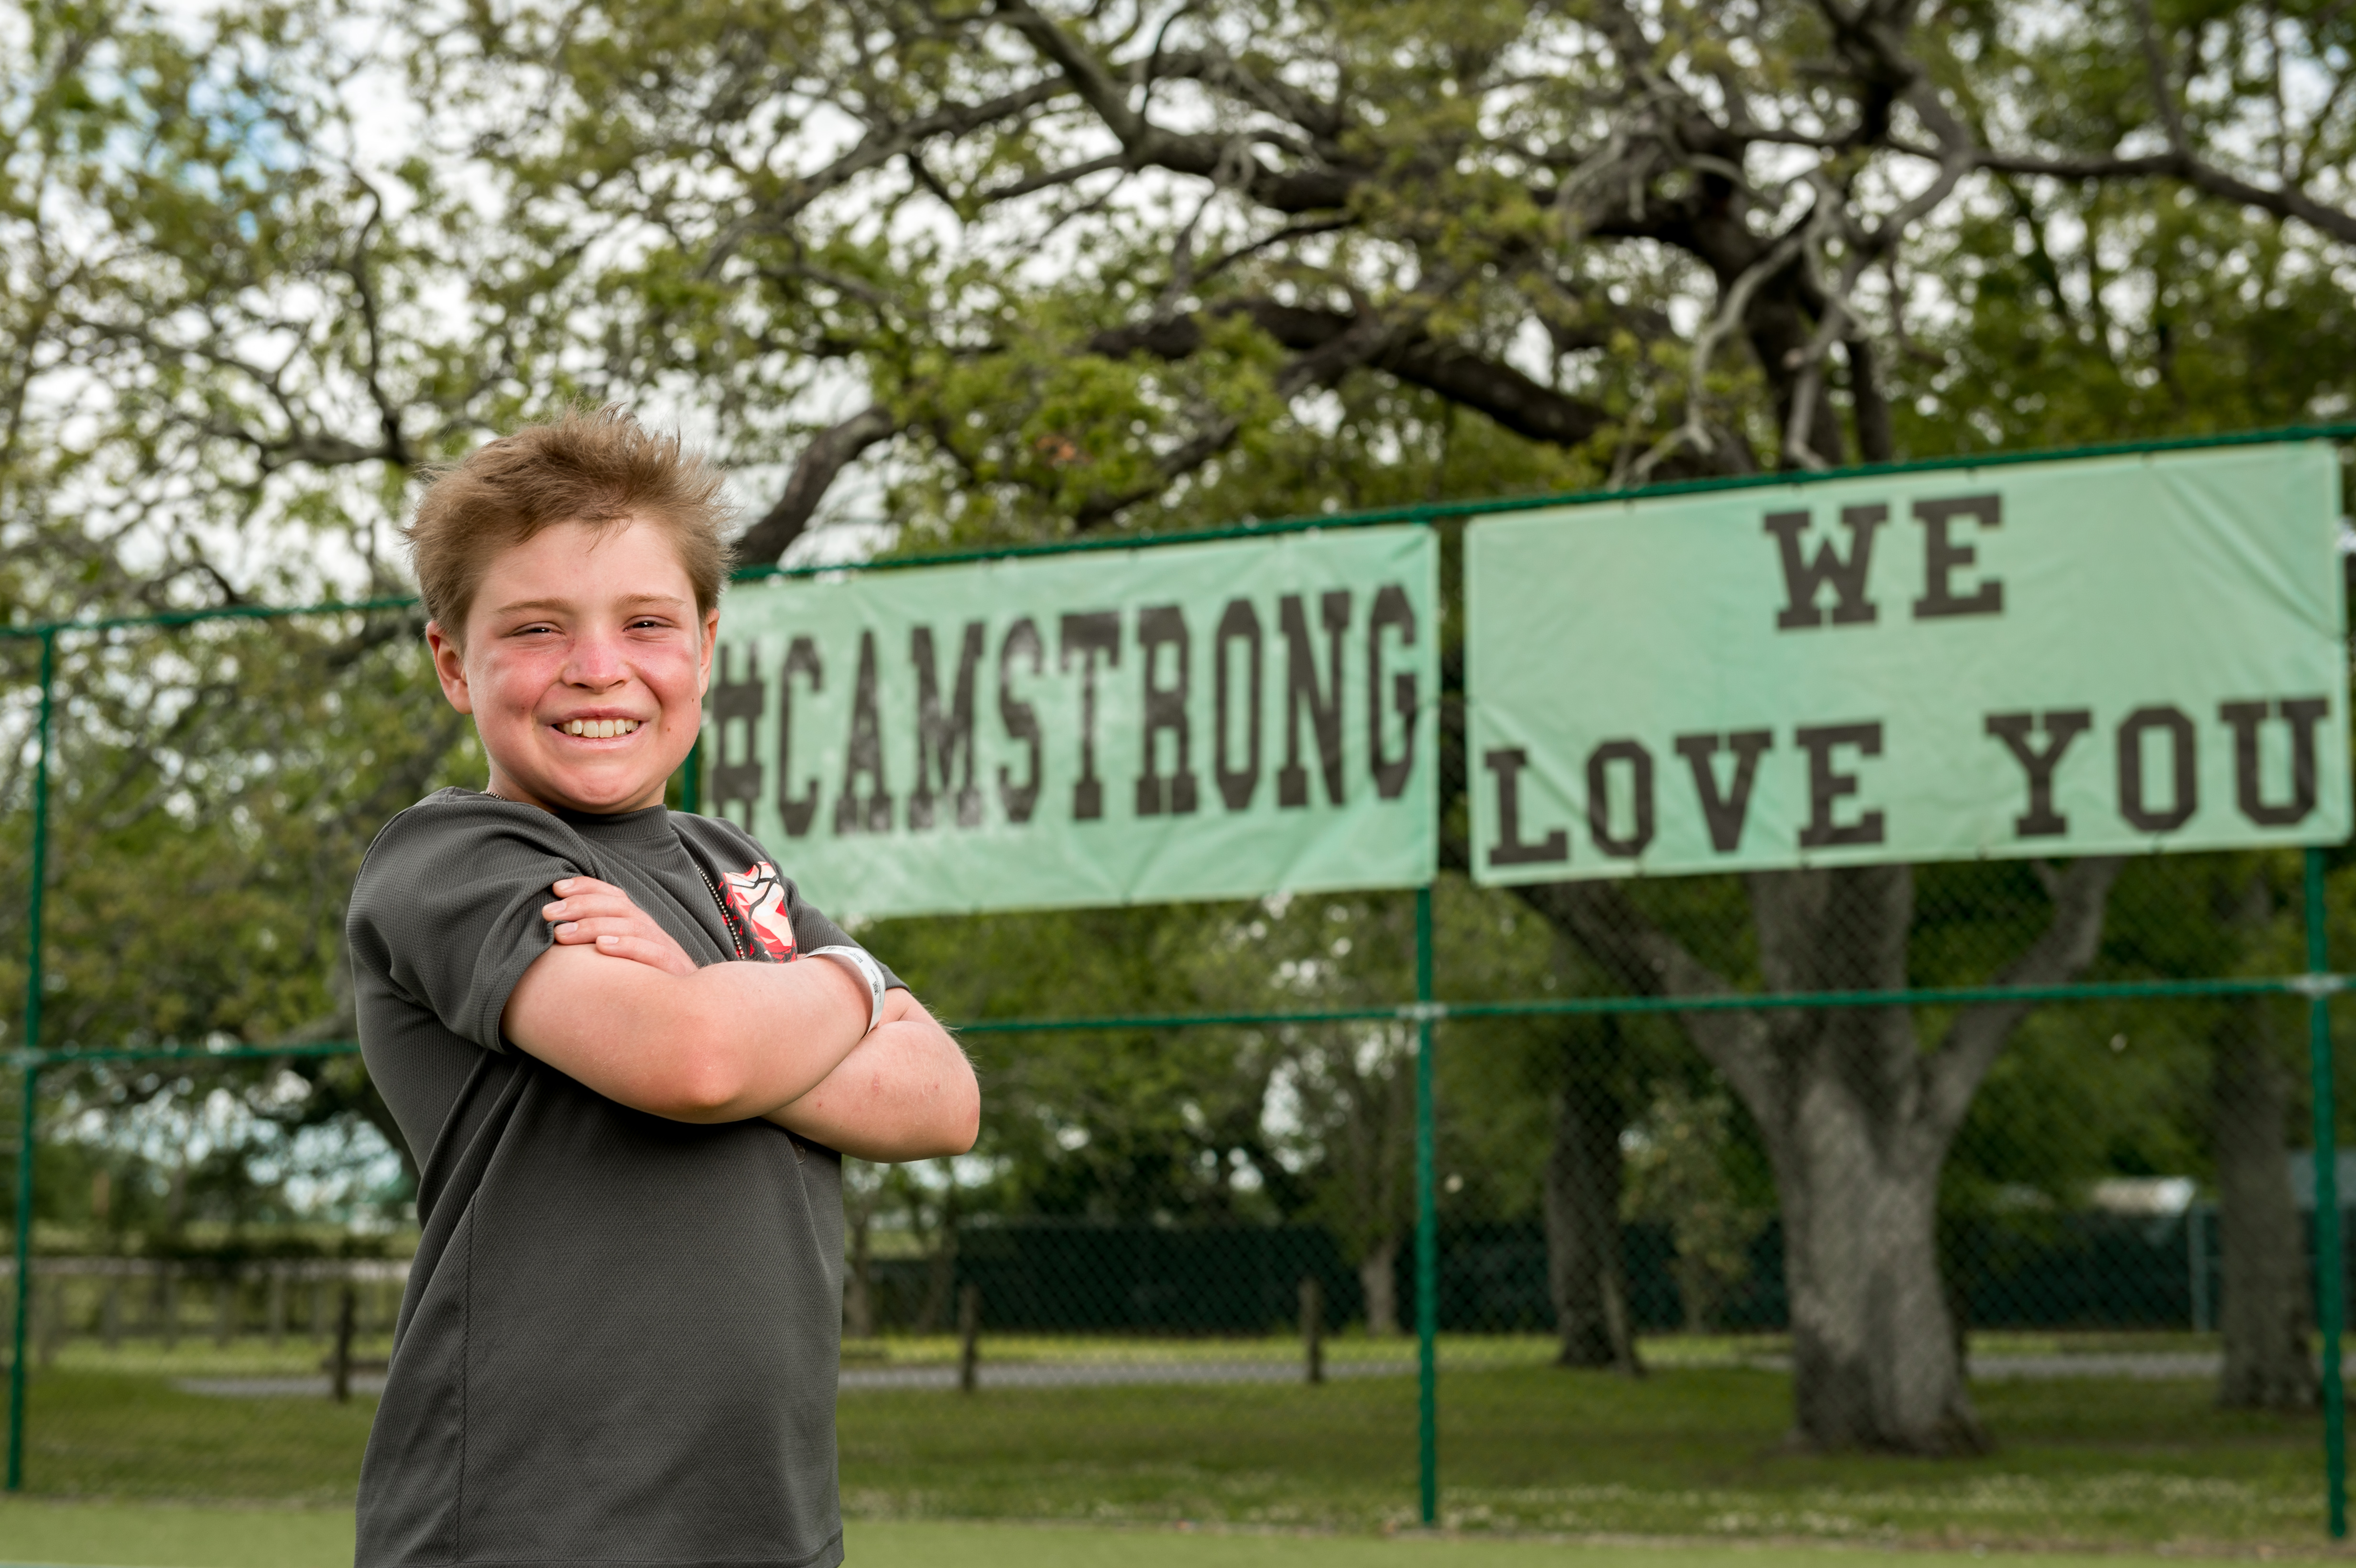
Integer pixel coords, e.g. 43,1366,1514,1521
425,620,476,715
698,607,719,697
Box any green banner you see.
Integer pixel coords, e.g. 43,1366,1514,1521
704,527,1439,916
1467,442,2350,884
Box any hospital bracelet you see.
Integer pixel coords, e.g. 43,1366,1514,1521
806,945,887,1036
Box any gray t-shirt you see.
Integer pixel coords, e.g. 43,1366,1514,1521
346,788,902,1568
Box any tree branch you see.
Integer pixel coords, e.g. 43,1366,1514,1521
1090,299,1616,450
711,78,1072,269
991,0,1361,213
1977,147,2356,248
343,180,410,469
735,403,897,564
1070,412,1239,529
2131,0,2195,156
1509,879,1780,1122
975,152,1127,204
1845,335,1895,463
1637,216,1809,479
1069,307,1390,528
1923,855,2125,1143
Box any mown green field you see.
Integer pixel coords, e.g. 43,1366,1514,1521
0,1345,2336,1552
840,1366,2328,1548
0,1510,2343,1568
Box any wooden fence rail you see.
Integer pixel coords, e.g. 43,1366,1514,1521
0,1257,413,1363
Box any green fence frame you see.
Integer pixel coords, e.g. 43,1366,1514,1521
5,422,2355,1532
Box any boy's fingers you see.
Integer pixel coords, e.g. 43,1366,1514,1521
550,877,623,898
543,887,629,907
555,918,696,977
591,933,698,976
543,893,640,922
552,916,643,944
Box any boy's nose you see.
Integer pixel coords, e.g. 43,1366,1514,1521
563,632,631,688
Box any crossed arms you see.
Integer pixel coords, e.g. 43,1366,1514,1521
500,878,979,1162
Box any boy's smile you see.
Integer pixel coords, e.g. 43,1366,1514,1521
426,518,718,814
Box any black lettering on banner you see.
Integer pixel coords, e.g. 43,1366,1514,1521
2115,705,2198,832
910,621,986,830
1278,591,1351,807
709,643,764,831
1673,730,1772,853
1794,722,1887,848
832,630,894,834
2218,697,2330,828
1765,505,1885,630
1983,708,2092,838
1585,740,1656,859
1134,606,1200,817
1060,611,1122,821
1367,584,1418,801
1911,494,2005,619
776,637,822,838
1484,748,1569,867
1213,599,1263,812
998,619,1044,825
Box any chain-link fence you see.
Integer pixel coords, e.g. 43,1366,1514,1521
3,521,2353,1552
826,860,2352,1547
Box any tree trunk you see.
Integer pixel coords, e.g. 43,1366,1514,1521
1672,1253,1713,1336
911,1184,962,1335
1518,856,2119,1455
2213,997,2317,1409
1360,1234,1400,1336
844,1200,875,1340
1768,1038,1981,1453
916,1230,956,1336
1543,1048,1641,1372
1747,866,1985,1454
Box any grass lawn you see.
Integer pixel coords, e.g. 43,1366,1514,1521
0,1346,2339,1551
837,1367,2332,1550
0,1507,2339,1568
17,1372,374,1504
33,1340,397,1380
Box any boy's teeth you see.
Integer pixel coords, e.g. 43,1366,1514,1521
563,719,640,739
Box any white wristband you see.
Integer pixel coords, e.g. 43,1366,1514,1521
807,945,886,1036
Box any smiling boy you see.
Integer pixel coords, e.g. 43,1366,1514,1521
345,408,977,1568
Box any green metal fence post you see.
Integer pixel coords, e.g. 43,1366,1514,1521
8,630,54,1493
1414,884,1437,1527
2307,846,2345,1538
6,1061,32,1494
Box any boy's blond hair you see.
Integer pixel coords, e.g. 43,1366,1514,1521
406,406,733,643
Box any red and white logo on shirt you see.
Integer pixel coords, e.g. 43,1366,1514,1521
719,862,796,961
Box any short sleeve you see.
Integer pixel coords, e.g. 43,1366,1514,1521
783,878,906,992
348,795,593,1054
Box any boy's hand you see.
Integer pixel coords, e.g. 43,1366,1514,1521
543,878,699,977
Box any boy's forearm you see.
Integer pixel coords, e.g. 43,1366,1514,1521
504,942,873,1122
764,994,979,1162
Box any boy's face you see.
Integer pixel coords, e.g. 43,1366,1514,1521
426,517,718,815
